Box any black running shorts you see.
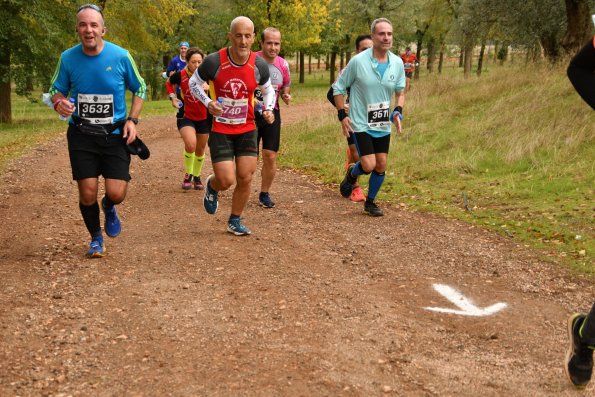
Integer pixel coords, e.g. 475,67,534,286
256,108,281,152
208,130,258,163
67,125,131,181
177,115,212,134
353,131,390,157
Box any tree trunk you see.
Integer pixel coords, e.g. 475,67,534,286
463,35,473,79
325,53,330,71
317,56,321,70
438,46,444,74
308,53,312,75
540,32,561,63
295,52,299,73
476,41,486,77
0,44,11,123
414,40,423,80
458,48,464,67
340,50,344,70
346,50,351,64
299,51,305,84
329,51,337,84
561,0,592,56
493,41,499,63
427,39,436,73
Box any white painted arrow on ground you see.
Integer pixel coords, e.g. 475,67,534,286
424,284,507,317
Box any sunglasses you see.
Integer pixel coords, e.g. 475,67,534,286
77,3,103,17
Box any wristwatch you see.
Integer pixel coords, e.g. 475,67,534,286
126,117,139,125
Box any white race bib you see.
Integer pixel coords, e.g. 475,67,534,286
215,97,249,125
367,101,390,129
77,94,114,124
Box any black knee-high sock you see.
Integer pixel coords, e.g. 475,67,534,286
102,195,116,209
79,202,101,238
581,302,595,346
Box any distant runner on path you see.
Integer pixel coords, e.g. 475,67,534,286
49,4,146,258
333,17,405,217
189,16,275,236
166,47,210,191
564,34,595,389
400,47,417,92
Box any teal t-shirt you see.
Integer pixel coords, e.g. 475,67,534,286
50,41,147,129
333,48,405,137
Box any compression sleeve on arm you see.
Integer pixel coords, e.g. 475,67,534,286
567,38,595,110
188,70,212,107
260,79,275,111
326,86,336,106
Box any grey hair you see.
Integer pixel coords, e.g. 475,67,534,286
370,18,392,33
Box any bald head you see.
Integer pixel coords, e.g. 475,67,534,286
227,16,255,63
230,16,254,34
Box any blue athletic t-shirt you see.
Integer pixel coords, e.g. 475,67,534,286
333,48,405,138
49,41,147,129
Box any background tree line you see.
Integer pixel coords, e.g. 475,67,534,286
1,0,593,123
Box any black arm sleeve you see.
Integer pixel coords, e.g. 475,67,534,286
197,52,220,81
169,71,181,85
567,38,595,110
326,86,336,106
255,56,271,85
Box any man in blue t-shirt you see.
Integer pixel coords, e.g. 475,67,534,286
333,17,405,217
166,41,189,77
49,3,147,258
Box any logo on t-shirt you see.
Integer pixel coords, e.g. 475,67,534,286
222,78,248,99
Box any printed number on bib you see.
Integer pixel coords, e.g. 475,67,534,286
77,94,114,124
216,97,248,125
367,102,390,129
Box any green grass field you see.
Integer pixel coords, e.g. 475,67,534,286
1,63,592,273
280,64,594,274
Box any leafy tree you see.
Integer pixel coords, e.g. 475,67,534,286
0,0,77,123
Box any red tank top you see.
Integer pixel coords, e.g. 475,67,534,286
212,48,258,134
179,69,208,121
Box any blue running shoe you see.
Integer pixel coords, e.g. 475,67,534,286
259,192,276,208
340,164,357,198
102,197,121,238
227,218,251,236
87,237,106,258
203,175,219,214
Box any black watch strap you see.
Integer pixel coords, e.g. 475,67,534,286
126,117,139,125
337,108,347,121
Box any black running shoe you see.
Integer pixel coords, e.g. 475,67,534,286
364,200,384,217
565,313,594,388
259,192,275,208
340,164,357,198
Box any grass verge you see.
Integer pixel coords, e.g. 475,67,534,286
279,66,594,274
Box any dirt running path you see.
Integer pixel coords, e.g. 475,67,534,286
0,102,593,396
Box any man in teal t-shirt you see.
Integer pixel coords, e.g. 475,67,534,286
333,17,405,216
49,4,147,258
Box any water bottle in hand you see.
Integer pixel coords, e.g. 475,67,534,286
59,98,75,121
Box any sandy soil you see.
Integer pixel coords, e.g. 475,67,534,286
0,103,593,396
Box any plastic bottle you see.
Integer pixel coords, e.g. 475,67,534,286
59,98,75,121
255,102,262,115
